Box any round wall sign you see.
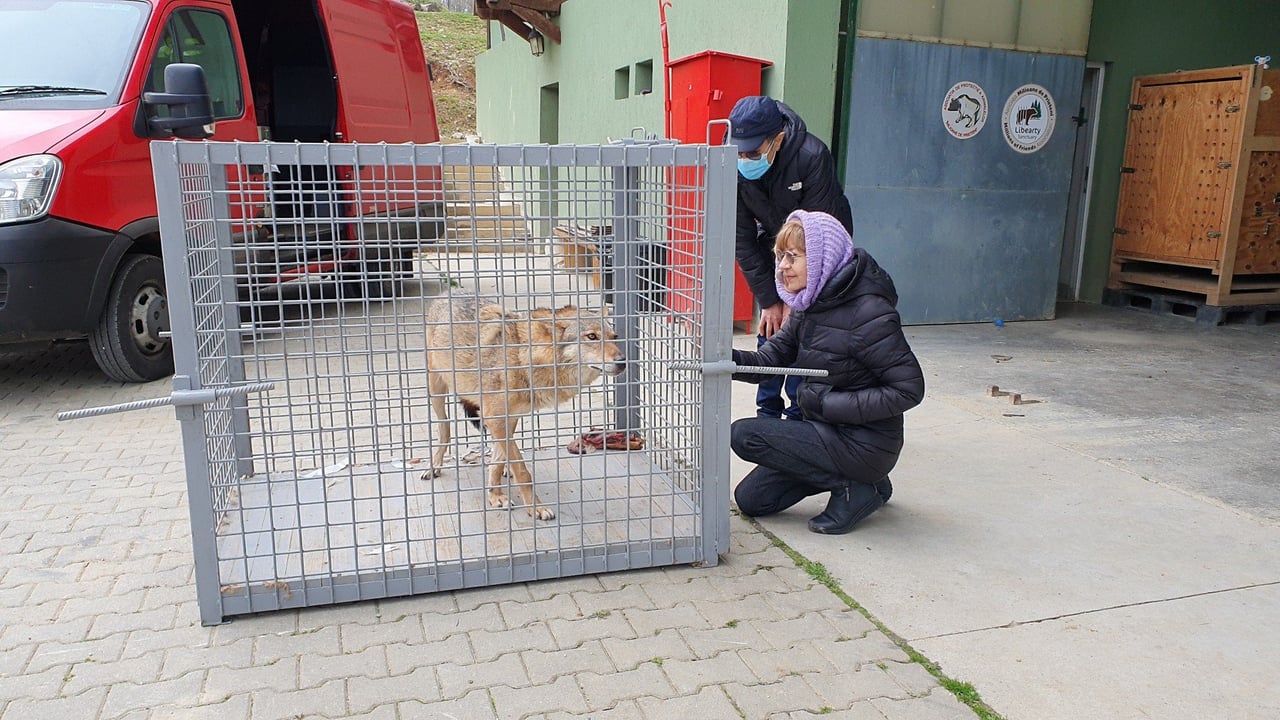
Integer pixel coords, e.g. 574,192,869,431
942,81,987,139
1001,84,1056,153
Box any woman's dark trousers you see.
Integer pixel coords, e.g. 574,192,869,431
731,417,885,531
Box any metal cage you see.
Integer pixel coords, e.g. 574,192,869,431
148,139,737,624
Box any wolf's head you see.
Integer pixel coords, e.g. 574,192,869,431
552,305,626,378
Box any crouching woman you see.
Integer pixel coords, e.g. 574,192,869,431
731,210,924,534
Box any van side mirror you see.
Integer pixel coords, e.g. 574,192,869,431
143,63,215,139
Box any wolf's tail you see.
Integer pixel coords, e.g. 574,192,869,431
460,398,484,432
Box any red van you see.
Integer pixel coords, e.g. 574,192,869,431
0,0,442,381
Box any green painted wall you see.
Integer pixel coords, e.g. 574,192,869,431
782,2,844,141
1082,2,1280,302
476,0,843,147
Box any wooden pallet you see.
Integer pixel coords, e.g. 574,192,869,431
1103,285,1280,325
1109,259,1280,306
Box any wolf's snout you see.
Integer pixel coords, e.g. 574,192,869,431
590,357,625,376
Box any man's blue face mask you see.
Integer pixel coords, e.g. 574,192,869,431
736,135,777,180
737,155,771,180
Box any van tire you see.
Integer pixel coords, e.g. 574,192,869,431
89,254,174,383
370,249,412,298
345,247,411,300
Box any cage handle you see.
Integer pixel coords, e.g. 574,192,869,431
707,119,732,146
670,361,828,377
57,381,275,421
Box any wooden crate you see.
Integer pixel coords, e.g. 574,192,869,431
552,224,605,287
1110,64,1280,305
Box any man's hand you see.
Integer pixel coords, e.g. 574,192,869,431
757,302,790,337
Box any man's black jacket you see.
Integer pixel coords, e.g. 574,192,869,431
735,100,853,310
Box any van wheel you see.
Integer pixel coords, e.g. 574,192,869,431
345,247,412,300
89,254,174,383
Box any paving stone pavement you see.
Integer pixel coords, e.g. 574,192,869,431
0,343,974,720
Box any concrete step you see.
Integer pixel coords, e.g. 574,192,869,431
442,226,532,241
445,201,524,217
442,165,498,182
450,213,529,230
443,187,501,203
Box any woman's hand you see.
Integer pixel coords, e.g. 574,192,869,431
797,381,829,419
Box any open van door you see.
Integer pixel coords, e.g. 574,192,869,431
315,0,439,143
315,0,444,292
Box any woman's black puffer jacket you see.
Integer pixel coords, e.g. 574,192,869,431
732,248,925,481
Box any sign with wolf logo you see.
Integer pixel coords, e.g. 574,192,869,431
942,81,987,139
1001,84,1056,153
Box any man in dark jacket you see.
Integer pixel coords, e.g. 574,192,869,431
731,210,923,534
728,95,854,420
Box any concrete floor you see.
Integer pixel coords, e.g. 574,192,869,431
729,302,1280,720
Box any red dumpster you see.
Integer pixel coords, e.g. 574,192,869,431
666,50,772,326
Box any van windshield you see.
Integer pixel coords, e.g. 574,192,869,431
0,0,149,109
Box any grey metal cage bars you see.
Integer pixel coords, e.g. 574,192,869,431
149,139,738,624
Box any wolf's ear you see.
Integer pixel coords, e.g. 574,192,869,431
555,304,579,318
553,319,573,341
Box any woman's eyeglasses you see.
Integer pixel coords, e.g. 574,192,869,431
775,250,805,265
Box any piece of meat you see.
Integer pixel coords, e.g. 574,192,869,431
566,428,645,454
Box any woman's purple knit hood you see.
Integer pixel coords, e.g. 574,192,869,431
775,209,854,312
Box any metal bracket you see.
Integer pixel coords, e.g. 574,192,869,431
612,128,675,145
57,380,274,421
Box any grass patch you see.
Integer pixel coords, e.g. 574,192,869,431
744,516,1007,720
415,9,486,138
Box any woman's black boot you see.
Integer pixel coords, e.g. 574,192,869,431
808,482,883,535
874,477,893,504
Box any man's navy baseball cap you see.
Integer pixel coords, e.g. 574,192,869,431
728,96,786,153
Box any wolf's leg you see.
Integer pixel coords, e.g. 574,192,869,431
483,416,515,509
426,371,450,479
495,418,553,521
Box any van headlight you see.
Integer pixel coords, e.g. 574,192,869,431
0,155,63,225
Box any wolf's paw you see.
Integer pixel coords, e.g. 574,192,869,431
487,491,514,509
420,467,443,480
530,505,557,521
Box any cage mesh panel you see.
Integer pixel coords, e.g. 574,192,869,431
157,141,731,620
175,160,242,518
